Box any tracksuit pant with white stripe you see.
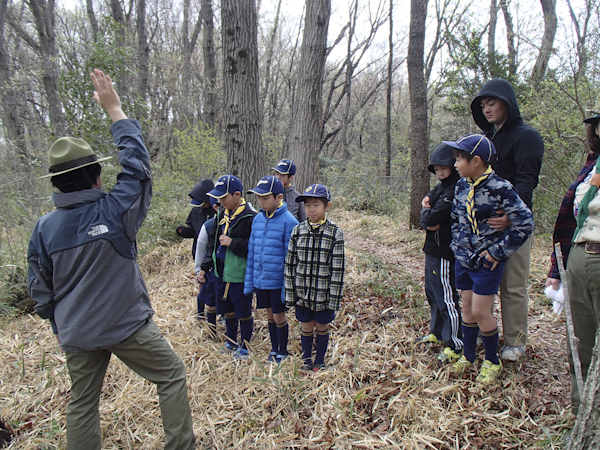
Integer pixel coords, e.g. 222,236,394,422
424,253,463,351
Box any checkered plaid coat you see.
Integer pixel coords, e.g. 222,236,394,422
284,220,345,311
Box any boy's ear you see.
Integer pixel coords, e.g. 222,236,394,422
276,193,284,201
325,201,332,212
233,191,242,198
288,174,294,181
472,155,482,165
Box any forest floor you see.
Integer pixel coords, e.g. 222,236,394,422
0,209,573,449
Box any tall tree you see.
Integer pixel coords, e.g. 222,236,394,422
530,0,557,87
288,0,331,191
499,0,516,77
221,0,265,187
407,0,429,228
8,0,66,136
202,0,218,129
135,0,149,119
385,0,393,178
0,0,27,157
488,0,499,77
180,0,203,124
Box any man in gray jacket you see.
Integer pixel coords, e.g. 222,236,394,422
27,69,195,450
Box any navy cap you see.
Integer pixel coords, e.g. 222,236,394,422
296,184,331,203
190,198,206,207
248,175,284,196
209,196,220,207
207,175,243,199
584,92,600,124
272,159,297,175
443,134,496,163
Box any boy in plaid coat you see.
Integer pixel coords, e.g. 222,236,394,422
284,184,345,371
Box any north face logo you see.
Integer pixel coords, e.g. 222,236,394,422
88,224,109,236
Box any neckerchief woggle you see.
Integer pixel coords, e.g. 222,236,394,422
466,166,493,236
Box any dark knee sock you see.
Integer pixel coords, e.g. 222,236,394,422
239,315,253,350
197,299,205,319
276,321,289,355
481,327,499,365
463,322,479,363
267,319,278,352
314,328,330,365
225,316,238,345
300,329,314,365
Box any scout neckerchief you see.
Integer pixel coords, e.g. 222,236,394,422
266,199,284,219
309,214,327,229
220,198,247,235
466,166,493,235
574,159,600,241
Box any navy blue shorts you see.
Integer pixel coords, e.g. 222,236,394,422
197,271,218,307
455,260,506,296
216,282,253,318
295,305,335,324
256,289,288,314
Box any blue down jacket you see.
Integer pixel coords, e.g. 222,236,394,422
244,203,299,297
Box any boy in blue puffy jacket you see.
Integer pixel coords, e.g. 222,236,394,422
244,175,299,362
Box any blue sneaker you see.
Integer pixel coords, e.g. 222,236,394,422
220,341,237,353
267,351,278,362
232,348,250,361
276,353,289,364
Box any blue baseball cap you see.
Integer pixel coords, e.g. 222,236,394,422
248,175,284,196
209,196,220,207
443,134,496,163
207,174,243,199
272,159,297,176
296,184,331,203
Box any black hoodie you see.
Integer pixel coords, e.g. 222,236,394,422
471,79,544,209
176,178,216,257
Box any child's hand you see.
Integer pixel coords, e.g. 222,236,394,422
545,277,560,290
591,173,600,187
488,210,511,231
219,235,232,247
481,250,499,271
427,224,440,231
90,69,127,122
197,270,206,284
421,196,431,208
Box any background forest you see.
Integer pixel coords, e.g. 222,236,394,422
0,0,599,307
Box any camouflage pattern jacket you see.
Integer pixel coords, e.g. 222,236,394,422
450,172,534,270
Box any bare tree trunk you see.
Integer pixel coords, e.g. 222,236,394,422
110,0,128,94
8,0,66,136
288,0,330,191
488,0,498,77
0,0,27,158
221,0,265,188
341,0,357,163
260,0,282,115
407,0,429,228
86,0,98,42
202,0,218,129
568,325,600,449
385,0,393,178
499,0,516,77
180,0,202,125
136,0,149,119
530,0,557,87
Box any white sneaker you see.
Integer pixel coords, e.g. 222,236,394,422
499,345,525,361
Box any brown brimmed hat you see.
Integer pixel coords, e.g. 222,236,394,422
39,137,112,179
584,92,600,124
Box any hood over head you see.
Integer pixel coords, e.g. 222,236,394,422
189,179,215,204
471,78,522,132
428,143,458,173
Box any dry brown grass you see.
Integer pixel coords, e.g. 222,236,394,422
0,210,572,449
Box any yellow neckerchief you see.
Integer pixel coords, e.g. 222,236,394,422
309,214,327,229
466,166,493,235
219,198,246,235
266,199,284,219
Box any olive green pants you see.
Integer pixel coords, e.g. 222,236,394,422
65,320,195,449
566,244,600,415
499,235,533,347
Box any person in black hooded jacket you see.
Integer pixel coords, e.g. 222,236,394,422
416,143,463,365
176,178,215,258
471,78,544,361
